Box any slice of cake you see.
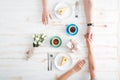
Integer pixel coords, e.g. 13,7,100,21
58,7,68,15
60,56,69,66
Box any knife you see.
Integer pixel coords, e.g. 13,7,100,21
47,53,50,71
75,1,80,18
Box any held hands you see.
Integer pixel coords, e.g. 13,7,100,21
84,33,93,48
87,26,93,39
71,60,85,72
70,34,92,73
42,9,52,25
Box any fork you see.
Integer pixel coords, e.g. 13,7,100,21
50,54,54,71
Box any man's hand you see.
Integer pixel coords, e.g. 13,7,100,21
72,60,85,72
84,33,96,80
42,9,52,25
87,26,93,39
84,33,92,48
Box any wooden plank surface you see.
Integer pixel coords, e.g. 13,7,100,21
0,0,119,80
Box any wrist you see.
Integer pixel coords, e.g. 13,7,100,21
87,26,92,30
42,7,48,11
87,26,92,33
87,26,93,28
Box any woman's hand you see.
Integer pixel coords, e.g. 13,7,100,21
42,9,52,25
87,26,93,39
84,33,96,80
57,60,85,80
71,60,85,72
84,33,92,48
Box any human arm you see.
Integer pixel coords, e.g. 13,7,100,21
57,60,85,80
83,0,93,38
84,33,96,80
42,0,52,25
57,69,75,80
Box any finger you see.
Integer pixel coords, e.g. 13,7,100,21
79,62,84,68
87,33,89,38
76,61,81,67
43,19,45,25
84,33,87,39
49,14,52,19
85,34,89,42
80,60,85,65
85,34,88,40
78,60,84,65
42,16,44,24
78,61,84,68
91,34,93,40
81,60,85,64
78,64,82,69
44,19,46,25
77,60,81,64
42,15,45,24
43,15,46,25
46,17,48,24
79,60,85,67
44,17,47,25
84,34,86,38
46,18,48,25
84,34,86,39
88,33,91,39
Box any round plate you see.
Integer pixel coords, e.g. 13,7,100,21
50,36,62,48
54,2,72,19
54,53,72,71
66,24,79,36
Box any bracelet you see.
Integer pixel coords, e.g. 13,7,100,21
87,23,94,27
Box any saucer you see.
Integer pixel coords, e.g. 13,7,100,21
66,24,79,36
50,36,62,48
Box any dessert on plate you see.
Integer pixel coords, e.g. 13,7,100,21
58,7,68,15
60,56,69,66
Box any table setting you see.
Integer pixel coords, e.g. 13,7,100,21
26,22,84,70
25,0,88,79
0,0,119,79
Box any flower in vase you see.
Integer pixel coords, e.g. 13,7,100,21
33,41,37,45
35,37,39,41
33,33,47,47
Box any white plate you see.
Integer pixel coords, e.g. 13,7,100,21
54,2,72,19
54,53,72,71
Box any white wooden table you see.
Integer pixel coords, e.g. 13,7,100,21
0,0,119,80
